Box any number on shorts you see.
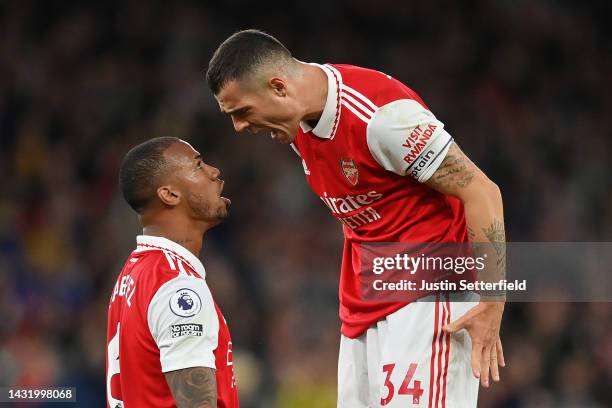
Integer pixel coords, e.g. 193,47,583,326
381,364,395,405
399,363,424,404
380,363,423,405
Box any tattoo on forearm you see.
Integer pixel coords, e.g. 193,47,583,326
482,219,505,244
467,227,477,241
165,367,217,408
430,144,475,189
483,218,507,270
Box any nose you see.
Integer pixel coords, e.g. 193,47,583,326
208,165,221,180
232,116,249,133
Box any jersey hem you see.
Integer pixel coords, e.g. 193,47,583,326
340,302,408,338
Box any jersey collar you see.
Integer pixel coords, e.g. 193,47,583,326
299,63,342,139
135,235,206,278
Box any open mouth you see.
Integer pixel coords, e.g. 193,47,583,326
219,180,231,206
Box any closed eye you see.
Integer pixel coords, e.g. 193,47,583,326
232,107,250,117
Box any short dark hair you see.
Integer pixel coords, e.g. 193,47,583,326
119,137,180,213
206,29,292,94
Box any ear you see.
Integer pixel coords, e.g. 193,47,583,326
157,185,181,207
269,77,287,97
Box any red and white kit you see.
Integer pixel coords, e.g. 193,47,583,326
292,64,478,407
106,235,239,408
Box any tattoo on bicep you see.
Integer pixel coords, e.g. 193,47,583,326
430,144,475,189
165,367,217,408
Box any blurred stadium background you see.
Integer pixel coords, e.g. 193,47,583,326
0,0,611,406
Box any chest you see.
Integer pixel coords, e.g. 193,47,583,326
296,121,396,201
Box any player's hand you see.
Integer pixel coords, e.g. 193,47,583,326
442,301,505,388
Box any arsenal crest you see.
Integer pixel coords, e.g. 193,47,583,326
340,158,359,186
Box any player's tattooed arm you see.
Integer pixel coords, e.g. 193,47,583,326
428,143,476,190
428,142,507,387
165,367,217,408
427,142,506,276
425,142,505,245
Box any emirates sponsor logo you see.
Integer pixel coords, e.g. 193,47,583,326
340,158,359,186
320,190,383,215
402,124,437,165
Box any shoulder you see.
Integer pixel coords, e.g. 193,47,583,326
124,248,204,312
365,99,452,181
131,250,184,286
146,272,216,341
146,273,219,373
135,246,210,307
330,63,428,109
369,99,439,133
149,274,212,319
331,64,387,85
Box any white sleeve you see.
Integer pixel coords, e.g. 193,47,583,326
366,99,453,182
147,275,219,373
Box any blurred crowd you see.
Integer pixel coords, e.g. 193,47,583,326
0,0,610,406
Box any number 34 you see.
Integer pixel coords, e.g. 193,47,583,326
381,363,424,405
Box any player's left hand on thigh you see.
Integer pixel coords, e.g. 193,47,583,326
442,301,505,388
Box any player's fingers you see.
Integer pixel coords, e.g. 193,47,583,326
471,342,483,379
443,313,469,333
444,302,484,333
490,345,500,382
497,338,505,367
480,345,491,387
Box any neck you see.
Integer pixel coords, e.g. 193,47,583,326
141,214,209,257
297,62,328,123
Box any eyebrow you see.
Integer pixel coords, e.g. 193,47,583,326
221,106,248,115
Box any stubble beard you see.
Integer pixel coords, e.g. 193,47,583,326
188,191,228,223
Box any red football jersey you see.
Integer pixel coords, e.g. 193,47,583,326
106,235,239,407
293,64,468,338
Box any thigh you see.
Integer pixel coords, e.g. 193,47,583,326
376,295,479,408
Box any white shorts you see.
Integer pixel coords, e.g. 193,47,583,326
338,293,479,408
